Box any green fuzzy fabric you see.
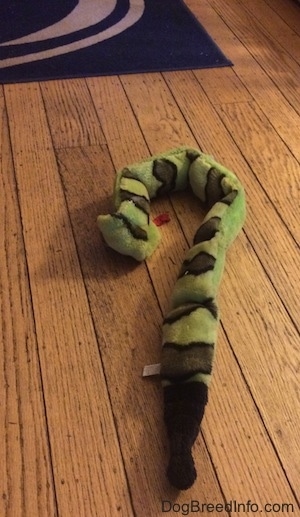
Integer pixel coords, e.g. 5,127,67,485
98,147,246,490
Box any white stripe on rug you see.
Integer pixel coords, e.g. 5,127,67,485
0,0,117,46
0,0,145,69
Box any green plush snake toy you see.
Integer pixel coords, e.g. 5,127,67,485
98,147,246,490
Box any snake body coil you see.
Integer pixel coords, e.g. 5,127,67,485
98,147,246,490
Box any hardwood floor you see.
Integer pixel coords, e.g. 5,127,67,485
0,0,299,515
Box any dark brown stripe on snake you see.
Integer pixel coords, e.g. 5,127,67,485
186,149,201,163
220,189,238,206
112,213,148,241
153,158,178,195
178,252,216,278
193,216,221,245
205,168,226,208
164,299,218,324
120,189,150,219
161,343,214,380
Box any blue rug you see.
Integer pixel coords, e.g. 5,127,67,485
0,0,232,84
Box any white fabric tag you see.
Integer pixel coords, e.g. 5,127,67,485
142,363,161,377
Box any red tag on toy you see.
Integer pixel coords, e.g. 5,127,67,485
153,213,170,226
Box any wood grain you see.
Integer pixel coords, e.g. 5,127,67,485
187,0,300,161
207,0,300,114
87,76,149,167
0,92,57,517
233,0,300,62
216,101,300,242
4,84,134,517
40,79,106,149
264,0,300,35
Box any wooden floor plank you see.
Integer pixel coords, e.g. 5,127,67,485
220,233,300,495
264,0,300,35
120,73,196,153
234,0,300,63
187,0,300,161
216,101,300,243
3,84,52,152
0,90,57,517
40,79,106,149
4,84,134,517
86,76,149,168
192,67,253,105
206,326,298,512
201,0,300,114
205,70,300,163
